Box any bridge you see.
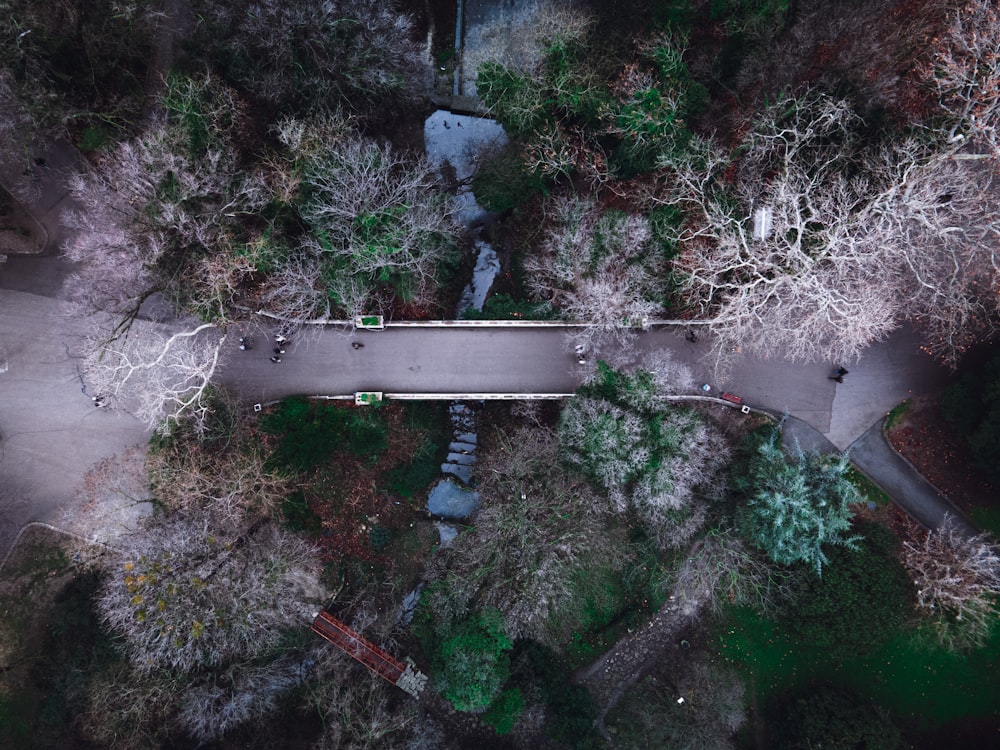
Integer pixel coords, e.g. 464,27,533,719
216,319,946,451
310,610,428,698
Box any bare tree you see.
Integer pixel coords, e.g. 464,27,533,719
463,1,593,80
558,362,729,549
924,0,1000,159
609,660,746,750
660,89,1000,368
424,426,625,647
62,75,269,333
901,514,1000,651
661,94,899,367
473,427,623,645
259,128,460,319
146,427,292,525
96,515,323,673
177,656,311,742
868,138,1000,364
80,664,180,749
57,447,152,553
524,196,663,349
81,322,228,433
671,528,793,614
191,0,428,119
304,646,419,750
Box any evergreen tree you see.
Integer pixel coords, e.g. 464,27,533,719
735,428,860,573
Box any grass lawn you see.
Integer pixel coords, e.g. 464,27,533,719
718,606,1000,730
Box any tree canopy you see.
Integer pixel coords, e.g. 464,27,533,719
734,428,860,573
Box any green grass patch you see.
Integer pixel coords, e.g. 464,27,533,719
385,443,441,498
562,539,667,667
718,605,1000,729
846,466,891,507
885,400,910,430
383,402,449,498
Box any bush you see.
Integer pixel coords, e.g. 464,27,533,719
782,522,913,656
385,446,440,498
483,687,525,735
434,608,514,713
280,491,323,536
460,293,556,321
471,147,547,212
942,352,1000,484
771,684,903,750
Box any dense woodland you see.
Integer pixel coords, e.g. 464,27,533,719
2,1,1000,748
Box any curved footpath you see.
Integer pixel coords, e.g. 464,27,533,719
782,415,978,535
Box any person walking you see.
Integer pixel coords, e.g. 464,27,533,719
270,355,282,363
352,342,364,350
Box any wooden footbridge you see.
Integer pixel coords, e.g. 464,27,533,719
311,610,428,698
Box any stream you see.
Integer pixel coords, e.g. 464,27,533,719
421,110,507,528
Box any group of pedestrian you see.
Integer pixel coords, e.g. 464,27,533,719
239,331,367,362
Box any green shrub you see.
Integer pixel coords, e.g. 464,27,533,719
471,148,547,212
280,491,323,536
483,687,525,735
261,397,387,474
476,62,547,138
368,525,392,552
435,608,514,712
385,442,440,498
461,293,556,321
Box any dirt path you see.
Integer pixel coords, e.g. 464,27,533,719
574,541,715,737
